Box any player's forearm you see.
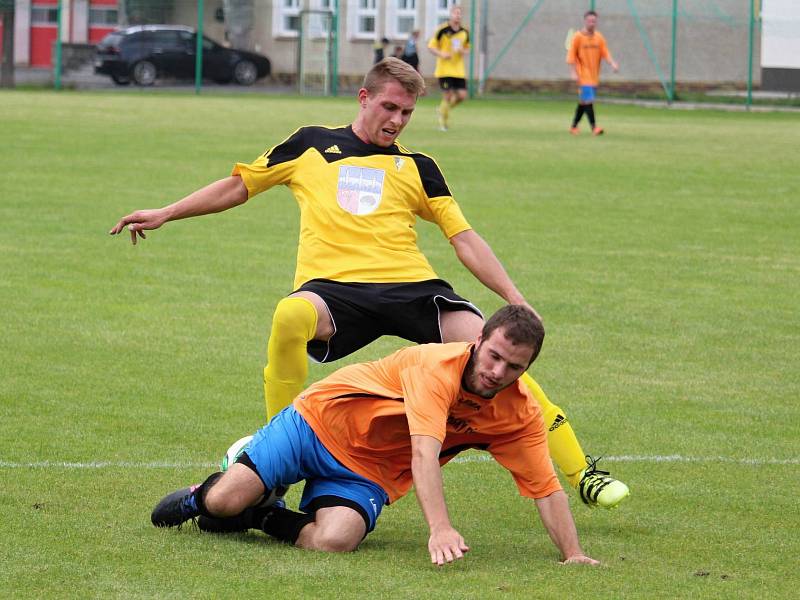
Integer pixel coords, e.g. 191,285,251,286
162,176,249,223
450,230,526,305
567,63,577,75
534,491,585,560
411,436,452,531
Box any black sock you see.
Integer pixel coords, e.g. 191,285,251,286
585,104,596,128
254,505,315,544
572,104,585,127
193,472,224,518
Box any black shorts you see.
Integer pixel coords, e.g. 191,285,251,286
439,77,466,91
293,279,482,363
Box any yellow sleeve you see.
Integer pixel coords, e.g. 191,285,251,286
424,196,472,239
411,153,472,238
230,128,307,198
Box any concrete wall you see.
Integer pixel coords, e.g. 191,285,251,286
479,0,759,86
249,0,759,90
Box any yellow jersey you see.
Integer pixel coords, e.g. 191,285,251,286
428,23,470,79
232,125,472,289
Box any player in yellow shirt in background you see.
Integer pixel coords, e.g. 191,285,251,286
110,58,629,510
427,4,470,131
567,10,619,135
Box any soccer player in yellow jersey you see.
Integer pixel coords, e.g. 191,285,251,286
110,58,629,509
427,4,469,131
151,306,600,565
567,10,619,135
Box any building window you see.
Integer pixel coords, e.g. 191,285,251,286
386,0,417,40
31,7,59,26
348,0,377,40
89,8,119,26
425,0,457,39
273,0,301,37
309,0,333,38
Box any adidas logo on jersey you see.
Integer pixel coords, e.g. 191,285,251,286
324,145,342,154
548,414,568,432
394,157,405,171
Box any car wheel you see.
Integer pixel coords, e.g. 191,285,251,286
233,60,257,86
132,60,157,86
111,73,130,85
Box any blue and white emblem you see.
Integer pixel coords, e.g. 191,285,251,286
337,165,385,215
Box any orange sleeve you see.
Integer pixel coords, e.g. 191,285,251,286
489,418,562,499
400,366,457,443
600,36,611,62
566,35,579,64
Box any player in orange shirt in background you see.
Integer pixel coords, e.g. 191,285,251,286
151,306,599,566
567,10,619,135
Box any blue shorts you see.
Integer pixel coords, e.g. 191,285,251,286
242,406,388,532
579,85,597,103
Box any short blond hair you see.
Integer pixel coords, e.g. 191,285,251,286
363,57,425,97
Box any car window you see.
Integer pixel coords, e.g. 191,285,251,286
124,31,147,45
98,32,124,48
202,37,218,52
150,30,181,47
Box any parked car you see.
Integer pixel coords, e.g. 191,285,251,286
95,25,271,86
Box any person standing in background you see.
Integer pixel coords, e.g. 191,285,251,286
567,10,619,135
428,5,470,131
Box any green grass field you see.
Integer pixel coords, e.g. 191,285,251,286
1,90,798,599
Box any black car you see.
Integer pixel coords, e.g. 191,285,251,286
95,25,271,86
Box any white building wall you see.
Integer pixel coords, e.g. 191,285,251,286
14,0,31,66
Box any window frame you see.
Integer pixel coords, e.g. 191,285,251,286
272,0,302,39
31,6,60,27
347,0,378,41
385,0,418,41
424,0,458,40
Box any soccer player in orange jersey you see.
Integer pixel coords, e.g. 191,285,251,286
151,306,600,566
567,10,619,135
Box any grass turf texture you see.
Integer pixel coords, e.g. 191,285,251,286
1,90,798,598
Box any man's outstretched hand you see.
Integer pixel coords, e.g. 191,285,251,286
109,209,168,245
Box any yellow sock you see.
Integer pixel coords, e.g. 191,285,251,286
263,297,318,421
520,372,588,487
439,97,450,123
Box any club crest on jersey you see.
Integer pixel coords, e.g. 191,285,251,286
337,166,385,215
393,157,405,171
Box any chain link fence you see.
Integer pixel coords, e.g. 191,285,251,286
0,1,796,107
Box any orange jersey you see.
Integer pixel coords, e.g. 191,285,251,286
294,342,561,503
567,30,612,86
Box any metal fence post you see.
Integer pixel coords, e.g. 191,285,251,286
746,0,755,109
54,0,63,90
331,0,339,97
669,0,678,103
468,0,476,98
195,0,204,95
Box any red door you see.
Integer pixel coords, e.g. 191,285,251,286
30,3,59,67
89,1,119,44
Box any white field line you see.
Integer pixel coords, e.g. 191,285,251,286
0,454,797,469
